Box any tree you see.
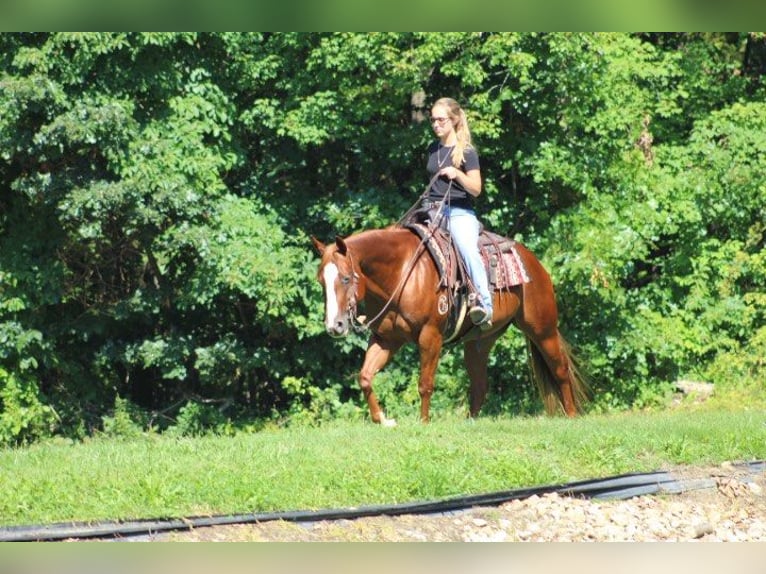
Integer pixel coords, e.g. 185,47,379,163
1,32,764,442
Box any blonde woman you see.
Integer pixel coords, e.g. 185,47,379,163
426,97,492,329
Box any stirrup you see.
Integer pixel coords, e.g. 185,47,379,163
469,305,490,326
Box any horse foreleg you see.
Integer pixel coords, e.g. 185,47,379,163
417,326,444,423
463,336,498,417
360,336,399,426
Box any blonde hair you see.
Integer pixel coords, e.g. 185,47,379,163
433,97,474,167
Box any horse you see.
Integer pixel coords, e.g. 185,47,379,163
311,227,588,426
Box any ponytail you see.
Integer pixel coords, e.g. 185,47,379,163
433,97,474,167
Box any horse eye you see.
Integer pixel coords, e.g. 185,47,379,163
340,276,351,285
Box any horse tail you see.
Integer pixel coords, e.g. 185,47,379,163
526,334,590,416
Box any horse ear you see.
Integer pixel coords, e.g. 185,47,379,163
311,236,326,255
335,235,348,255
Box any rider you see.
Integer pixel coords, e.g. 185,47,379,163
426,97,492,330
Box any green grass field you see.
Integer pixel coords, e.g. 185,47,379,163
2,390,765,528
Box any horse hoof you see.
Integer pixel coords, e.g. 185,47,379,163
381,418,398,428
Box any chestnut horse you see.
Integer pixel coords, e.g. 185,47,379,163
311,228,587,426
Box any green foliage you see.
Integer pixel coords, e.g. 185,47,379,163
1,33,765,442
282,375,363,426
101,395,146,439
0,368,57,446
168,400,231,437
703,326,766,392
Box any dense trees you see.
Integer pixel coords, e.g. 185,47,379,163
1,33,764,443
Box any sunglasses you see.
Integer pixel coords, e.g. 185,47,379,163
430,116,450,125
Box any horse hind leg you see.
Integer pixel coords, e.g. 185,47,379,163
527,332,586,417
463,335,500,417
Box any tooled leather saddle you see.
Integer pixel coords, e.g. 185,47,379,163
400,205,531,344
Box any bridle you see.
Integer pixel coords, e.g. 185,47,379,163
334,174,451,335
342,258,363,332
324,248,364,334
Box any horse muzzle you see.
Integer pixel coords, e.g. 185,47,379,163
325,317,350,337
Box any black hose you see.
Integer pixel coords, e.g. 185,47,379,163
2,461,762,542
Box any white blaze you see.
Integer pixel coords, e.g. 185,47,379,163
322,263,340,329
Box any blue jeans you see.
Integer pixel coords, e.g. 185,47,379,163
446,206,493,316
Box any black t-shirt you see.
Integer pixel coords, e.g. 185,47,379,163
426,142,480,210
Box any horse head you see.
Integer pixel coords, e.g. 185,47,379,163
312,235,364,337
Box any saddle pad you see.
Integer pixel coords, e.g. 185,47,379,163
479,231,531,290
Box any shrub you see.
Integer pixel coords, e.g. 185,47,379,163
0,368,57,446
168,400,232,437
101,395,146,439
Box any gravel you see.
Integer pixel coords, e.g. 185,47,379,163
158,462,765,542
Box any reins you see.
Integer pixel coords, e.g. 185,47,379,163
396,172,444,227
352,174,451,333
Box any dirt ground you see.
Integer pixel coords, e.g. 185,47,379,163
152,462,765,542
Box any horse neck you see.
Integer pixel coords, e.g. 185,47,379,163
348,229,416,298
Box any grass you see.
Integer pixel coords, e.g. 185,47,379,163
1,399,765,527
